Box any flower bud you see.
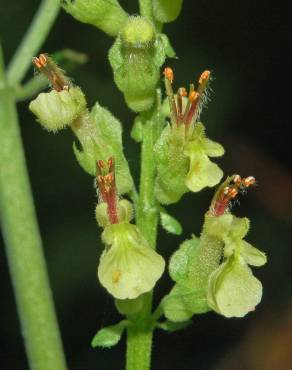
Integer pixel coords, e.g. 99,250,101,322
63,0,128,37
153,0,183,23
29,87,87,132
98,223,165,299
95,199,133,228
109,16,166,112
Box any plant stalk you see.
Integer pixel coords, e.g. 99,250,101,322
126,108,162,370
0,45,67,370
7,0,61,86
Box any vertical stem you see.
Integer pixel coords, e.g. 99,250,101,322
7,0,61,86
139,0,154,21
0,45,67,370
126,108,162,370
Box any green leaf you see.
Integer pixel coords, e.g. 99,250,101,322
160,212,182,235
156,319,192,332
91,320,128,348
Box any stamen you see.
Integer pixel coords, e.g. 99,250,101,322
194,70,211,121
181,84,195,123
209,174,256,216
177,87,187,123
164,67,174,83
32,53,70,92
96,157,119,224
184,92,199,127
163,67,177,125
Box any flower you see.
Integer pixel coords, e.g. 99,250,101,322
95,158,165,299
98,222,165,299
154,68,224,204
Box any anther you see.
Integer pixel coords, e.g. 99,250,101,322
164,67,174,83
243,176,256,187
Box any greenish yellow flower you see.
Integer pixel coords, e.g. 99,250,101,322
154,68,224,204
98,222,165,299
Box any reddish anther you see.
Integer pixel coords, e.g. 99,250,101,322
210,175,256,216
96,158,119,224
32,53,70,92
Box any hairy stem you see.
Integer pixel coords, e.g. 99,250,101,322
126,107,162,370
0,45,67,370
139,0,154,21
7,0,61,86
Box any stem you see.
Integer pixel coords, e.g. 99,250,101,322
126,108,162,370
7,0,61,86
0,45,67,370
14,74,48,101
139,0,154,21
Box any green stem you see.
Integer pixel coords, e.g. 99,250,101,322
139,0,154,21
7,0,61,86
126,108,162,370
14,74,48,101
0,45,67,370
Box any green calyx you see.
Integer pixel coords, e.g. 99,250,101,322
122,16,155,48
163,231,223,322
72,102,133,194
95,199,133,228
109,19,167,112
29,86,87,132
153,0,184,23
154,122,224,204
63,0,129,37
98,223,165,299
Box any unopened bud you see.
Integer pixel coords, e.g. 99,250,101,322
63,0,129,37
29,87,87,132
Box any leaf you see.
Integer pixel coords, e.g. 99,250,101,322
160,212,182,235
91,320,128,348
156,319,192,332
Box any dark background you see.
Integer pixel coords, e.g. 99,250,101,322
0,1,291,370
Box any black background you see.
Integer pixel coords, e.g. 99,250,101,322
0,1,291,370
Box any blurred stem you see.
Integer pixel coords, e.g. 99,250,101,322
0,44,67,370
126,107,162,370
7,0,61,86
14,74,48,101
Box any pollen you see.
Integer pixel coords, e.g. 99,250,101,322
164,67,174,83
199,70,211,85
112,270,121,283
